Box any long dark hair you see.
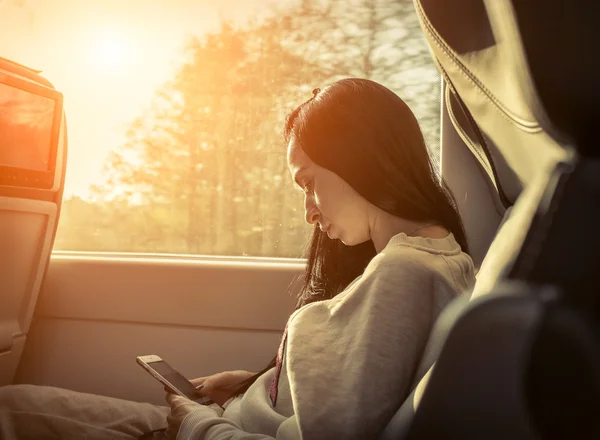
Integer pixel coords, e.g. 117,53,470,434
227,78,469,399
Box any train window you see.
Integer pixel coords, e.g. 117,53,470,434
0,0,440,257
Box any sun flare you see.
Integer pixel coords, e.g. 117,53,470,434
89,29,132,71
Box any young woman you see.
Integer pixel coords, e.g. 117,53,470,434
165,78,475,439
0,78,474,440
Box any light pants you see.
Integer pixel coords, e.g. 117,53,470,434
0,384,169,440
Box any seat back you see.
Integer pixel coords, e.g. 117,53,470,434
415,0,569,205
439,81,505,268
0,57,67,385
381,0,599,438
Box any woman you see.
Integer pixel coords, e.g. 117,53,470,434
0,78,474,440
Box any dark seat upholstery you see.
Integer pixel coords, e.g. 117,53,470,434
380,1,600,438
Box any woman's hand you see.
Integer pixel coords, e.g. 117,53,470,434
191,370,255,406
165,393,201,440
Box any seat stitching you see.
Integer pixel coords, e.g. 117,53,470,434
414,0,542,133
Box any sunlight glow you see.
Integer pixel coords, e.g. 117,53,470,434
89,29,132,71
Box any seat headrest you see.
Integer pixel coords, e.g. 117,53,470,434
488,1,600,153
415,0,570,204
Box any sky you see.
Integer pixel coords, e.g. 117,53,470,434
0,0,281,198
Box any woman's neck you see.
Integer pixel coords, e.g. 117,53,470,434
369,211,448,253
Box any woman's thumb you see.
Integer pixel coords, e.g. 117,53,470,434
196,374,225,391
190,377,206,389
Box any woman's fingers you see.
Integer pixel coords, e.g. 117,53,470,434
190,372,229,393
209,372,238,389
196,388,234,407
190,377,206,388
190,370,256,395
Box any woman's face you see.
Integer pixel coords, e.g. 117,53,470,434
287,138,372,246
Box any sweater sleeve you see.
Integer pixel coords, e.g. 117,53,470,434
178,247,438,440
178,405,300,439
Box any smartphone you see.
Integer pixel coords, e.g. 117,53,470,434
136,355,213,405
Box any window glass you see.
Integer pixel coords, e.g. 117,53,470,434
0,0,441,258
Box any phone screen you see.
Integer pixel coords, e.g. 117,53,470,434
148,360,196,398
137,356,213,405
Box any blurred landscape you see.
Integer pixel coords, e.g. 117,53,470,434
3,0,441,257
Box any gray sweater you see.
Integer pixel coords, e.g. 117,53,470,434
179,232,475,439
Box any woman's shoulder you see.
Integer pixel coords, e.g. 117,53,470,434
368,237,442,272
364,233,472,283
381,231,468,261
357,249,433,296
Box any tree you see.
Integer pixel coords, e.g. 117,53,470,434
55,0,441,257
